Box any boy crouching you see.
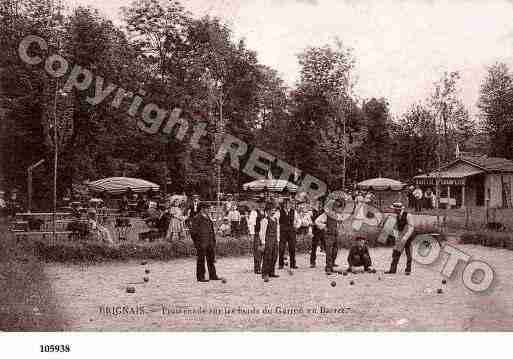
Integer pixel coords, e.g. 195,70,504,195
346,236,375,274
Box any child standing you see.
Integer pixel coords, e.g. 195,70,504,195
228,205,241,237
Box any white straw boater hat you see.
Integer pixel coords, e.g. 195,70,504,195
390,202,404,210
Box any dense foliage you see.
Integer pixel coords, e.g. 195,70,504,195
1,0,508,210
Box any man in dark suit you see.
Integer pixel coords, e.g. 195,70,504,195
279,198,299,269
190,202,221,282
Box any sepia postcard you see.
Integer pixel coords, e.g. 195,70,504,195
1,0,513,340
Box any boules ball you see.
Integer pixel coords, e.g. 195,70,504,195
437,288,443,294
405,272,411,276
221,278,227,284
349,280,355,285
126,286,135,293
442,279,447,285
378,276,382,281
143,277,149,282
330,281,336,287
141,261,147,266
288,269,293,276
145,269,150,274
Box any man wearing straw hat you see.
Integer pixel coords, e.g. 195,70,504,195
385,202,416,274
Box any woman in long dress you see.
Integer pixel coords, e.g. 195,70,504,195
166,199,185,241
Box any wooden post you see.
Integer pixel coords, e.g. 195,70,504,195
462,184,466,209
27,169,32,213
447,185,451,209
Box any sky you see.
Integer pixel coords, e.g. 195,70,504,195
63,0,513,117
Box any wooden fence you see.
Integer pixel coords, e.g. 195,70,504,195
418,207,513,231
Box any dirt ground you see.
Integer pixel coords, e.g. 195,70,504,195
44,244,513,331
0,223,65,331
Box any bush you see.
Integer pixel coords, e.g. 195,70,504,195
460,231,513,249
34,225,446,263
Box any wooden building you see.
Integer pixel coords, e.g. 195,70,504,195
414,154,513,209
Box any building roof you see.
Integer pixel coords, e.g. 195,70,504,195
415,168,483,179
414,154,513,182
458,154,513,172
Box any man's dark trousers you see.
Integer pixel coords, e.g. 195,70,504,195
196,245,217,281
310,229,325,266
279,230,296,267
190,214,218,281
253,233,263,273
325,234,338,272
348,248,372,270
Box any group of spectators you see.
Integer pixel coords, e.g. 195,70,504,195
408,185,436,212
0,190,21,219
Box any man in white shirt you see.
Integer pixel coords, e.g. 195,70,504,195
412,185,423,212
315,198,351,274
228,205,241,237
248,197,266,273
385,203,416,274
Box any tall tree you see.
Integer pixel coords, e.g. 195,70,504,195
477,62,513,159
429,71,474,162
290,40,359,189
358,98,392,179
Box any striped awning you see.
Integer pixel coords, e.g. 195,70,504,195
414,169,483,185
357,177,406,191
87,177,160,195
242,179,298,193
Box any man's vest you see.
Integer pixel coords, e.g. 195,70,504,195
326,215,343,236
279,207,295,231
265,217,278,245
254,210,263,236
396,211,409,232
189,202,200,218
312,209,323,235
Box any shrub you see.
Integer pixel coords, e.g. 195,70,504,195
460,231,513,249
34,226,445,263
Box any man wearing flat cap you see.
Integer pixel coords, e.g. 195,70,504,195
190,202,221,282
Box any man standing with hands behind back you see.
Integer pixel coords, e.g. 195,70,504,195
190,203,221,282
